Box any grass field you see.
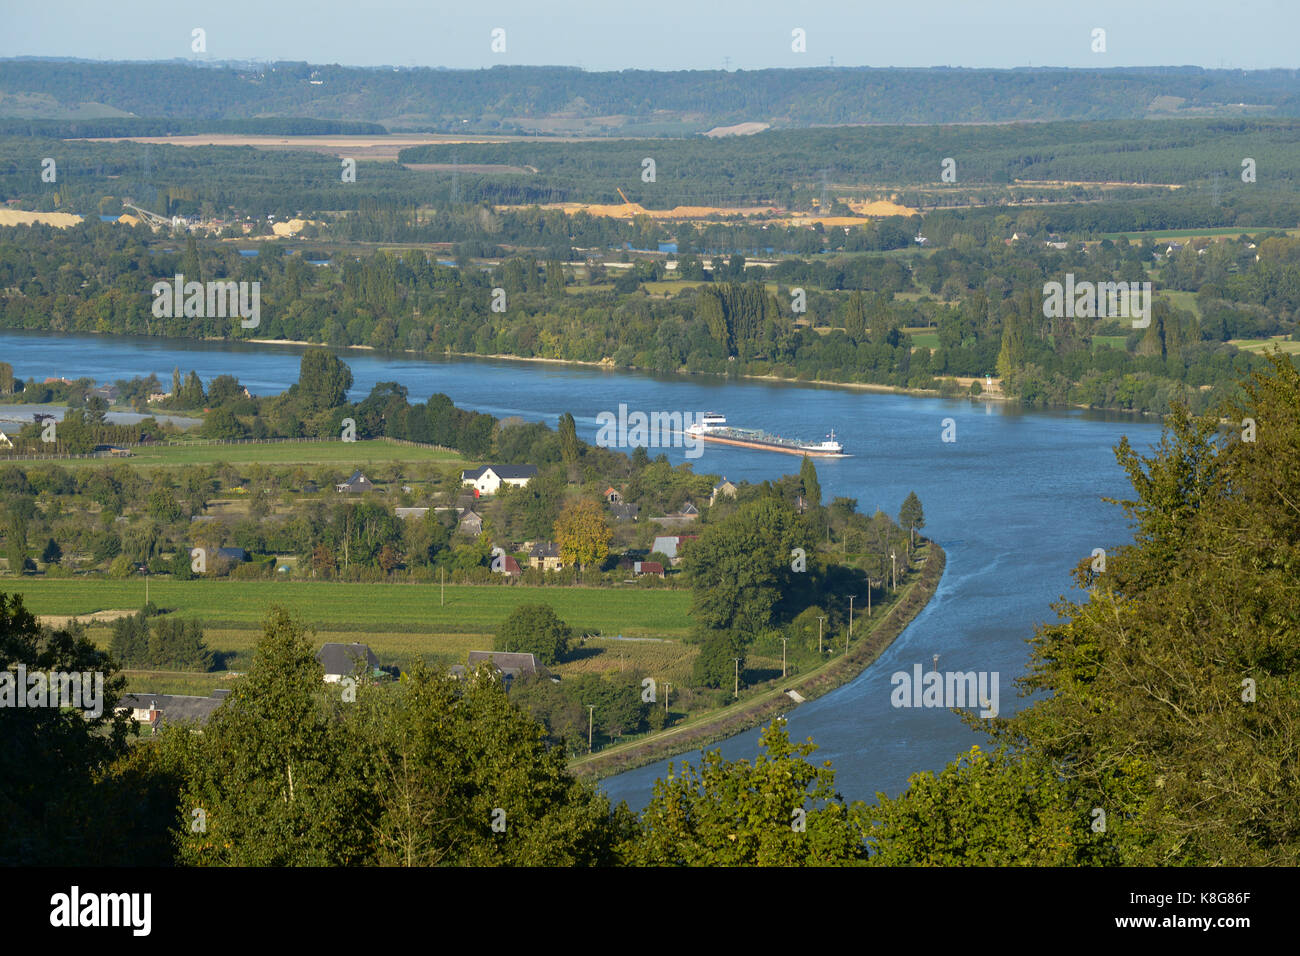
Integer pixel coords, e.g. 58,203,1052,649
44,438,464,469
905,329,940,348
1093,334,1130,350
1161,289,1202,318
14,578,692,636
1227,335,1300,355
15,577,695,694
1100,226,1297,241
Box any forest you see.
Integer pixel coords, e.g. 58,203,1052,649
4,61,1300,129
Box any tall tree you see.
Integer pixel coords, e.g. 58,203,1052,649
554,498,611,575
899,491,925,553
557,411,580,469
799,456,821,510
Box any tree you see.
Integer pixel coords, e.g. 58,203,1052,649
0,592,132,864
297,350,353,415
899,491,925,553
202,408,248,440
557,412,580,469
495,603,573,665
691,630,745,690
624,719,869,865
554,498,611,574
799,456,821,510
685,498,808,635
176,607,372,866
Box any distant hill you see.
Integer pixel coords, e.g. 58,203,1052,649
1,60,1298,133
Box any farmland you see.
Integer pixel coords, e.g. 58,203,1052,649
21,438,465,469
17,577,695,694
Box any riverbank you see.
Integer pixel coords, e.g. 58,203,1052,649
568,539,946,783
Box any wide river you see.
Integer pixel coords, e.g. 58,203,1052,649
0,331,1162,809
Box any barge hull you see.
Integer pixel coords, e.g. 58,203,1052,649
693,433,848,457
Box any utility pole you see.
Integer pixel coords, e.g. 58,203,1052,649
891,550,897,592
849,595,855,641
867,581,871,616
817,616,826,654
733,658,741,699
587,705,594,753
781,635,788,678
144,567,149,605
664,681,671,713
440,566,445,606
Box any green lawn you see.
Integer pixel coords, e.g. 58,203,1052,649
1227,335,1300,355
1092,334,1130,351
14,578,692,637
1100,226,1297,241
35,438,463,469
1161,290,1202,318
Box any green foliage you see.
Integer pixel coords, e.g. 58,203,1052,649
625,719,869,865
0,591,132,864
685,498,809,635
494,603,573,665
109,608,215,671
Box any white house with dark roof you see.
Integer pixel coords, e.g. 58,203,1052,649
460,464,538,495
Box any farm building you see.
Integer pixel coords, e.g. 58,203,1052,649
460,465,538,495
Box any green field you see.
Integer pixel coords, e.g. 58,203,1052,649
1100,226,1298,241
1161,289,1202,318
45,438,464,469
1093,334,1130,351
1227,335,1300,355
14,578,692,637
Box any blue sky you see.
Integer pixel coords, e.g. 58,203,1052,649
3,0,1296,71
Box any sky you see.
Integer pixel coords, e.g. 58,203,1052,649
2,0,1298,71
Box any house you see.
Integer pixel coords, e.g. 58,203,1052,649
215,547,249,563
651,535,698,564
457,509,483,536
395,507,430,520
710,478,738,505
496,554,522,578
0,432,11,449
634,560,665,578
460,465,538,496
528,541,563,571
89,384,120,403
604,486,624,504
316,642,381,683
609,502,640,522
650,502,699,528
118,691,225,728
466,651,537,681
336,470,375,494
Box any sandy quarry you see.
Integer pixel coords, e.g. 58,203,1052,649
0,209,84,228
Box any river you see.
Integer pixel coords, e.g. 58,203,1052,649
0,330,1162,809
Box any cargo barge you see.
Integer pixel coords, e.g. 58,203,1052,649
686,413,847,457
